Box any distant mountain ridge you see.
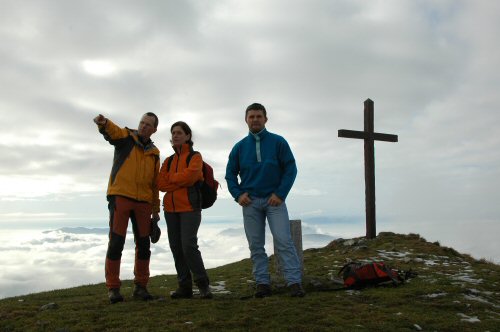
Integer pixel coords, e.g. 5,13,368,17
44,227,109,234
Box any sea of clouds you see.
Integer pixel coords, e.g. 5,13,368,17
0,219,339,299
1,217,498,299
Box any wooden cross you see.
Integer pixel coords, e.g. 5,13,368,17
338,99,398,239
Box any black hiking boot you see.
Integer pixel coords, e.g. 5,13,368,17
196,279,213,299
289,283,306,297
170,285,193,299
198,285,213,299
254,284,272,298
108,288,124,304
132,284,153,301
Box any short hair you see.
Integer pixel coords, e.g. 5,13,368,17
145,112,159,128
245,103,267,119
170,121,194,146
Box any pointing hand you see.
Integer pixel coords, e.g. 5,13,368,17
93,114,107,125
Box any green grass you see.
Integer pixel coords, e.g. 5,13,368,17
1,232,499,331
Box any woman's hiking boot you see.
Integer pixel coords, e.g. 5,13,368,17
198,286,213,299
170,283,193,299
196,279,213,299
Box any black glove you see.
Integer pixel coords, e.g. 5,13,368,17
150,219,161,244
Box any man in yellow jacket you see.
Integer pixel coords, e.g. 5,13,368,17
94,113,160,304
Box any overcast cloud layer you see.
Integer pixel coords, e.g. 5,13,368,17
1,1,499,296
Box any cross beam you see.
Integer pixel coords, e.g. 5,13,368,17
338,99,398,239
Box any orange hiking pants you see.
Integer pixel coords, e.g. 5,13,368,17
105,195,152,289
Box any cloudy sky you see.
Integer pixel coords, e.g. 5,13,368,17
1,1,499,297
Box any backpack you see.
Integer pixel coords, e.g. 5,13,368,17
338,261,407,289
167,151,219,209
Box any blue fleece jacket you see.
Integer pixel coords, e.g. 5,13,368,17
225,128,297,201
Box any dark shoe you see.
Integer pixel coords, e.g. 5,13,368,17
170,287,193,299
198,285,213,299
289,283,305,297
195,278,213,299
133,284,153,301
108,288,124,304
255,284,272,298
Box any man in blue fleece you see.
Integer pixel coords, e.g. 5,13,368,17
225,103,305,298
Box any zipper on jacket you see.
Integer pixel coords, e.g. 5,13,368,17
170,154,176,212
170,145,182,212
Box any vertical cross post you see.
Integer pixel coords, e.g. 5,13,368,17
338,99,398,239
364,100,376,238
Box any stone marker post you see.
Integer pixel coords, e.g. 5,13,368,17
274,219,304,278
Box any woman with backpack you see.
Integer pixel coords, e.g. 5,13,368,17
157,121,213,299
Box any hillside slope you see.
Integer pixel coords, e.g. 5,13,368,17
0,232,499,331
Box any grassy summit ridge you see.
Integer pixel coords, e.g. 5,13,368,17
1,232,499,331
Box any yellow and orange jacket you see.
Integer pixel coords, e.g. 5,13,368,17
97,119,161,213
158,144,204,212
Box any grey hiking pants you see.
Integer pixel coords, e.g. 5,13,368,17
164,210,209,286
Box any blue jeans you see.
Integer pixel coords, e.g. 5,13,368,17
242,196,302,286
